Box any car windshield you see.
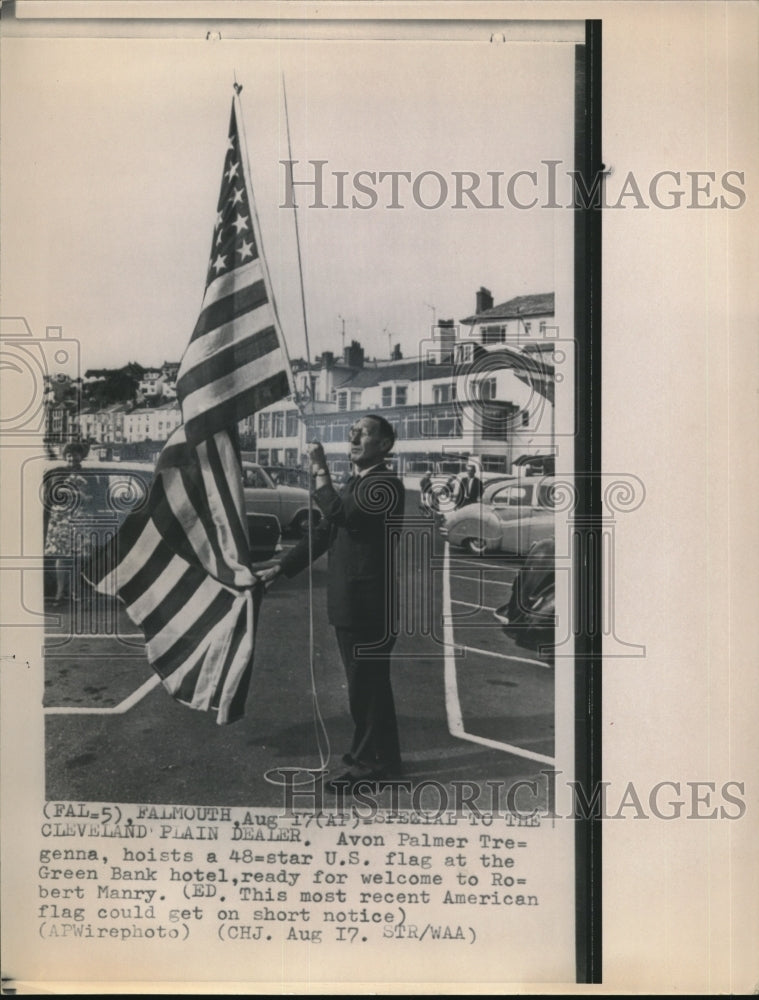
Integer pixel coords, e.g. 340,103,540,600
243,465,275,489
43,467,153,520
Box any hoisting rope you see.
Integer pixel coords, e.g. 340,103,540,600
235,77,331,788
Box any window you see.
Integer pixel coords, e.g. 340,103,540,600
243,466,272,489
382,387,392,407
285,448,298,466
338,392,348,412
482,324,506,344
478,378,497,401
350,391,362,410
433,383,456,404
272,412,284,437
271,449,281,465
521,410,530,427
286,409,299,436
539,321,547,335
456,343,474,363
523,321,532,335
492,484,534,507
395,385,407,406
258,412,270,437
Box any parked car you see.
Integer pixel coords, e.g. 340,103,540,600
421,471,517,514
242,461,319,537
262,465,310,489
438,475,556,555
493,537,555,662
42,461,281,597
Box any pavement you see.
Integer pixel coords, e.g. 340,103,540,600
44,498,555,811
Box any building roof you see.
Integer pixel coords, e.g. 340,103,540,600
460,292,555,325
332,360,419,390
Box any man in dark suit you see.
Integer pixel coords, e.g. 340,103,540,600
459,463,483,506
257,414,405,791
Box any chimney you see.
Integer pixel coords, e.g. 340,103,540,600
391,343,403,361
476,287,493,315
436,319,455,364
343,339,364,368
320,351,335,369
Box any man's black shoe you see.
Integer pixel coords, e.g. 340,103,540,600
324,766,405,795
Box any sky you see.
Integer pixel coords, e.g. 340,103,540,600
1,29,577,373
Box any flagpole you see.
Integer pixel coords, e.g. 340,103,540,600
281,74,316,415
278,75,331,778
233,82,297,400
235,79,330,781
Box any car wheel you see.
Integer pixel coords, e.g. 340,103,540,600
467,536,489,556
291,509,320,537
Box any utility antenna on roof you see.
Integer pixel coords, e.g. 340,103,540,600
338,314,346,352
383,327,392,357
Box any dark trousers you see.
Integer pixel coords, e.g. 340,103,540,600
334,628,402,774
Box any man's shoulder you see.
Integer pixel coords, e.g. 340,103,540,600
366,464,403,483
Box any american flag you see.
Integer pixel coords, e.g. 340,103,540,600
86,95,292,724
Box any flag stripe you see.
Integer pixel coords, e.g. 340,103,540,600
178,325,279,399
148,475,207,567
179,301,271,377
150,586,234,674
180,341,285,417
117,538,175,607
202,259,262,308
94,518,163,596
184,372,291,444
187,599,243,710
122,553,188,623
211,595,255,720
188,278,268,346
163,470,224,582
199,437,251,578
141,564,205,639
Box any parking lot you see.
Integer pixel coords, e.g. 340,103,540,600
44,496,555,809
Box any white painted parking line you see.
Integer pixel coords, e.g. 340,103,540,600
442,542,555,766
44,673,161,716
449,573,516,586
453,643,552,669
46,633,145,641
451,599,498,613
454,559,522,571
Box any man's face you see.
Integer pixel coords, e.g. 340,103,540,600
349,417,391,470
466,466,475,478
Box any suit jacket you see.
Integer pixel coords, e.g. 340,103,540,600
459,474,483,505
279,464,405,635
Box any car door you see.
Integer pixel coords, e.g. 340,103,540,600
524,479,557,550
490,482,536,555
242,464,282,522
